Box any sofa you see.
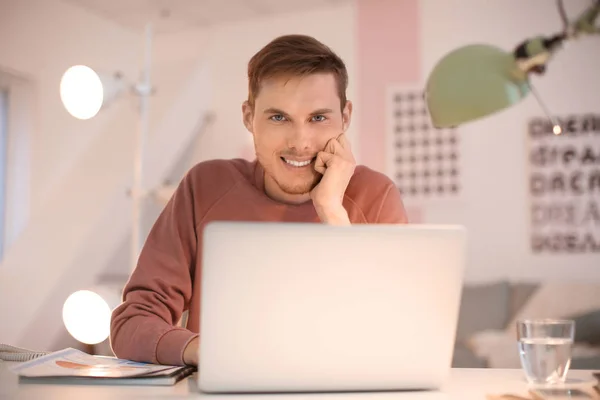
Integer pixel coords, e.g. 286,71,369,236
452,281,600,369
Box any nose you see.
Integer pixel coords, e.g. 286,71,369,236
286,124,312,151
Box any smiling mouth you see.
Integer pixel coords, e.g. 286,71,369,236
281,157,315,167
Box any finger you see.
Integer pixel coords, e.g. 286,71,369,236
335,134,356,163
330,138,356,163
336,133,351,150
314,151,334,174
327,138,346,155
324,137,337,153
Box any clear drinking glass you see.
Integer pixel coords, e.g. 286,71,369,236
517,319,575,385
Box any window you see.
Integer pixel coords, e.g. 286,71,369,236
0,69,33,263
0,88,7,260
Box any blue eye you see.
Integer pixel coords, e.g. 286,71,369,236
311,115,326,122
270,114,286,122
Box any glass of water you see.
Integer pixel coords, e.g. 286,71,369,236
517,319,575,385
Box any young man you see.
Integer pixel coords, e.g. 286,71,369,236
110,34,408,366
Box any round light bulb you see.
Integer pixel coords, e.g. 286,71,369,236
62,290,112,345
553,124,562,135
60,65,104,120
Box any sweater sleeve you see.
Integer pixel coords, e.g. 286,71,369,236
110,172,199,366
375,183,409,224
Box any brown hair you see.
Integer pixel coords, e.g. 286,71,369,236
247,34,348,110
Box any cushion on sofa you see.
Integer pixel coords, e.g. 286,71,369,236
455,281,511,344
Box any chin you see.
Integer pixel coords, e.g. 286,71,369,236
274,170,321,196
281,181,316,195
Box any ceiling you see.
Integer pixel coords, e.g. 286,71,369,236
61,0,350,34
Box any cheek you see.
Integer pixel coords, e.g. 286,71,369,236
252,121,287,153
312,123,339,147
315,115,343,134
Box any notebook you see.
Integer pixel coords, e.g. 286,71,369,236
10,347,195,386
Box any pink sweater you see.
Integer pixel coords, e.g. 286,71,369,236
110,159,408,365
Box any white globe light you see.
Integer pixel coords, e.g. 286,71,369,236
62,290,112,345
60,65,104,120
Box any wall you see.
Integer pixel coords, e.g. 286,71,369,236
0,0,143,216
1,0,597,350
418,0,600,283
0,0,140,348
0,0,356,351
158,0,599,286
0,0,214,350
356,0,420,173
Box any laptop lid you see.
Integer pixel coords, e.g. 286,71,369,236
198,222,467,393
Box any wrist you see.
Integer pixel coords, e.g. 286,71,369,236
182,336,199,366
316,204,351,226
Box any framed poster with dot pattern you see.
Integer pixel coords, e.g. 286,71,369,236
386,85,462,202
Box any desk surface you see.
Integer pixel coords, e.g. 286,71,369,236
1,361,598,400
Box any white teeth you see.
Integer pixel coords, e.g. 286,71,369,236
283,158,311,167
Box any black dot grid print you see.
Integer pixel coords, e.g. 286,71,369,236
392,89,461,198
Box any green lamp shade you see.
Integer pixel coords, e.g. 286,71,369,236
425,44,531,128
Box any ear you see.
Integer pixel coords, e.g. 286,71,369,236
342,100,353,132
242,101,254,133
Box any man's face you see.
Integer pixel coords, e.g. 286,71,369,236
242,73,352,202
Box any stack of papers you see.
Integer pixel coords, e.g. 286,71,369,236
10,348,195,386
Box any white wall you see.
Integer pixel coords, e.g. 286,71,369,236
0,0,141,347
420,0,600,283
2,0,597,350
0,0,143,215
192,0,599,285
0,0,214,349
0,0,356,351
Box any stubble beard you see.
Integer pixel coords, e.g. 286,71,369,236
277,172,322,195
261,157,322,196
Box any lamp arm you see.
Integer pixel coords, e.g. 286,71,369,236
571,0,600,36
561,0,600,37
511,0,599,77
557,0,570,35
130,23,153,273
512,34,565,76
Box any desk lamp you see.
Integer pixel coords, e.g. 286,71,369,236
425,0,599,133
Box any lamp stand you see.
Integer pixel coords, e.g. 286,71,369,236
131,23,154,272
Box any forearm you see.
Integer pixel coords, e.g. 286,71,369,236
315,204,351,226
110,309,198,366
108,240,196,365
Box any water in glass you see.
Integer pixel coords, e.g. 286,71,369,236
518,337,573,384
517,319,574,385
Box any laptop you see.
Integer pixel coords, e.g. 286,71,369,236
197,222,467,393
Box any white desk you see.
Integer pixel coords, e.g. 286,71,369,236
1,360,598,400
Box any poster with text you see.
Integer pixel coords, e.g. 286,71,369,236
527,114,600,254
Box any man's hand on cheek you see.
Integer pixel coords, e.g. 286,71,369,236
310,133,356,225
